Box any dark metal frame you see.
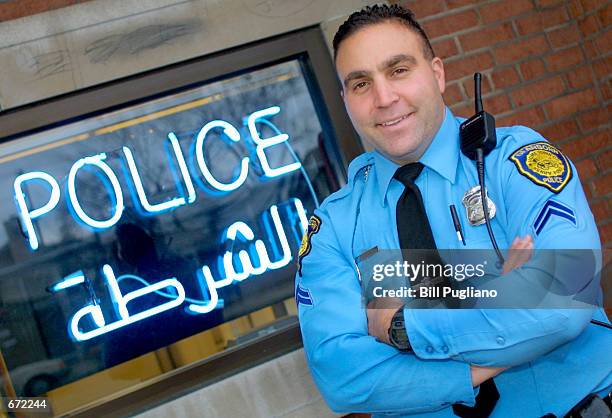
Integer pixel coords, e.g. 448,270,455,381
0,26,363,417
0,26,363,173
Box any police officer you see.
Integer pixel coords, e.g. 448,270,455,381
295,4,612,417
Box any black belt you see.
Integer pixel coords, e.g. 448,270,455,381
541,391,612,418
452,379,500,418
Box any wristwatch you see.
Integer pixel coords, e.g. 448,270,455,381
388,307,412,352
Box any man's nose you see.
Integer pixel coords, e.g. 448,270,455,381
373,80,399,108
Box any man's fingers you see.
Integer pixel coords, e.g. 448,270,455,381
503,235,534,274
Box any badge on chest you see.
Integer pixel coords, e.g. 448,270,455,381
461,185,496,226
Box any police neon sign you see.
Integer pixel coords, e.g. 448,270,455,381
12,106,311,341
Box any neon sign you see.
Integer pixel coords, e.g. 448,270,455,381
13,106,313,342
13,106,301,250
54,198,306,341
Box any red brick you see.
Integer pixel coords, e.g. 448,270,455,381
520,59,547,81
491,66,520,89
545,46,584,72
589,200,611,223
537,0,565,7
584,40,600,60
450,102,473,118
578,14,600,37
494,35,550,64
511,76,565,107
402,0,446,18
578,107,611,131
443,82,464,104
568,0,585,19
498,106,547,127
581,0,605,11
484,94,512,114
595,30,612,54
575,158,598,179
603,81,612,102
561,130,610,160
584,182,594,199
544,88,599,120
463,75,492,98
480,0,534,24
596,149,612,172
547,24,582,49
432,38,459,59
515,7,570,36
598,4,612,27
445,51,495,81
539,118,579,141
458,23,515,51
0,0,87,22
423,10,479,38
600,222,612,246
566,66,594,89
592,57,612,80
592,172,612,196
446,0,481,8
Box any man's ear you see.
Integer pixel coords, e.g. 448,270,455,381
431,57,446,95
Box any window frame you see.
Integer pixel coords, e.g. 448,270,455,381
0,25,362,417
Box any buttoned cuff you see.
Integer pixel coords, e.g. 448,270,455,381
403,308,455,359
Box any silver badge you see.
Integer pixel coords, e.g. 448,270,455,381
461,186,496,226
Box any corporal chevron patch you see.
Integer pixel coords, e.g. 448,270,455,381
295,283,313,307
533,199,577,236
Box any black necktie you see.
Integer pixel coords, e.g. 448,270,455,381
394,163,500,418
394,163,444,292
394,162,436,251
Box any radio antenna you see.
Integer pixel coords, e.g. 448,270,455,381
474,73,483,114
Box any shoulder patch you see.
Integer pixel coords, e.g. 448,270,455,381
508,141,572,193
295,283,314,307
297,215,321,276
533,199,576,236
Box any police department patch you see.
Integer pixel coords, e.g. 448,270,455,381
508,142,572,193
297,215,321,276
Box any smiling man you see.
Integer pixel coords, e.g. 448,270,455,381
295,4,612,418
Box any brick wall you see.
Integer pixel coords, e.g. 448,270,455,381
396,0,611,248
0,0,94,22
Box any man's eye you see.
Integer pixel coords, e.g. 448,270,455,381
392,68,409,76
353,81,368,91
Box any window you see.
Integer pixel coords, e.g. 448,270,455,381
0,27,361,416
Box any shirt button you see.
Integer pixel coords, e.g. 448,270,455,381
442,345,449,353
496,336,505,346
426,346,434,353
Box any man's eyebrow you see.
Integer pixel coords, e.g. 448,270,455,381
343,70,370,88
342,54,418,88
378,54,417,71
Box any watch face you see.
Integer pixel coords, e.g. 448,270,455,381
389,309,410,350
390,328,409,349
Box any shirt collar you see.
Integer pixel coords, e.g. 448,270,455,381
374,107,460,206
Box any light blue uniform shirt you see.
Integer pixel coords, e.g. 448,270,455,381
296,108,612,417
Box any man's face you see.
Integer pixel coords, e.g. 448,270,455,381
335,21,446,164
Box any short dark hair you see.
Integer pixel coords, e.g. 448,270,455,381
332,4,435,61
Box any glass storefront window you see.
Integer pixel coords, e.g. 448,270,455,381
0,53,347,415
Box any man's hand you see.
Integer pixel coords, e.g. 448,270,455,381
366,297,403,344
470,365,506,387
366,235,535,345
502,235,533,274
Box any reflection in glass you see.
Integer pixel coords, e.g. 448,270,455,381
0,59,341,415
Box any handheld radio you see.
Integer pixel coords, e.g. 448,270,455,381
459,73,504,266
